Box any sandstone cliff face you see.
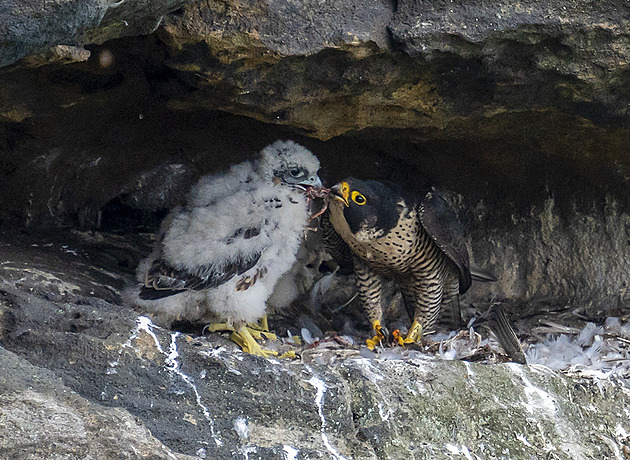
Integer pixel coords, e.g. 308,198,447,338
1,1,629,458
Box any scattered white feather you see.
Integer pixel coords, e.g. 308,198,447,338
575,322,603,347
338,335,354,345
439,341,457,360
309,271,336,312
605,317,622,334
526,319,630,378
301,327,315,345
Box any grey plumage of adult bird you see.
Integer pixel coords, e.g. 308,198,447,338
129,140,322,357
323,177,500,350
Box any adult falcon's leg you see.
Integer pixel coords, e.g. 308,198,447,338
398,276,444,345
353,257,386,350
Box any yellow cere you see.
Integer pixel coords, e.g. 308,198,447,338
351,190,366,205
341,181,351,206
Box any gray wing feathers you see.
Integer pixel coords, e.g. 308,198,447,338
418,192,472,293
139,252,261,300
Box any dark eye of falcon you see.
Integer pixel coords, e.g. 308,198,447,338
290,168,301,177
351,191,367,205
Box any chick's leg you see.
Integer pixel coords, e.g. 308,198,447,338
204,318,276,340
244,314,276,340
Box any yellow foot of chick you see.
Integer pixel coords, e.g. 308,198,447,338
203,322,278,357
230,325,278,358
366,320,387,350
204,321,277,340
245,315,276,340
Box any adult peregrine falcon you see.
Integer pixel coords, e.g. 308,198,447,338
131,140,322,357
325,178,472,349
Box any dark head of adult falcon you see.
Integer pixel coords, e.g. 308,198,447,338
324,177,472,349
327,179,403,241
128,140,323,357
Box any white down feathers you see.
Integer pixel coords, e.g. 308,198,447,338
131,140,320,326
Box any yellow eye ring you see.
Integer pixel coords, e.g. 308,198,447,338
351,191,366,205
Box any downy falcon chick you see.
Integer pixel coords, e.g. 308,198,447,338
325,178,471,349
131,140,322,357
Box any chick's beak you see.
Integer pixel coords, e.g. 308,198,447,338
310,176,323,188
332,182,350,207
295,175,323,192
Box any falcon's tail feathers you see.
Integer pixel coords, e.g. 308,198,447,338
470,266,497,283
487,303,527,364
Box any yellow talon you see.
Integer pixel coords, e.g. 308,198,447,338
366,320,386,350
204,322,233,334
260,314,270,332
247,314,271,333
402,320,423,344
204,320,276,340
278,351,298,359
230,325,278,358
204,321,278,357
247,328,277,341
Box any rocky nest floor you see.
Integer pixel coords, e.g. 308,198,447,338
1,227,629,459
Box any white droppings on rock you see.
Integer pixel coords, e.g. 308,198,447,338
165,332,222,446
306,374,347,460
616,424,629,442
354,358,384,382
283,445,299,460
516,433,533,448
108,316,223,447
234,416,249,440
351,359,397,428
107,315,152,373
463,361,476,382
377,402,392,422
240,446,257,460
445,443,475,460
509,364,588,460
509,364,557,416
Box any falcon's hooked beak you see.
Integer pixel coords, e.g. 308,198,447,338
331,181,350,207
301,176,323,189
274,175,323,191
